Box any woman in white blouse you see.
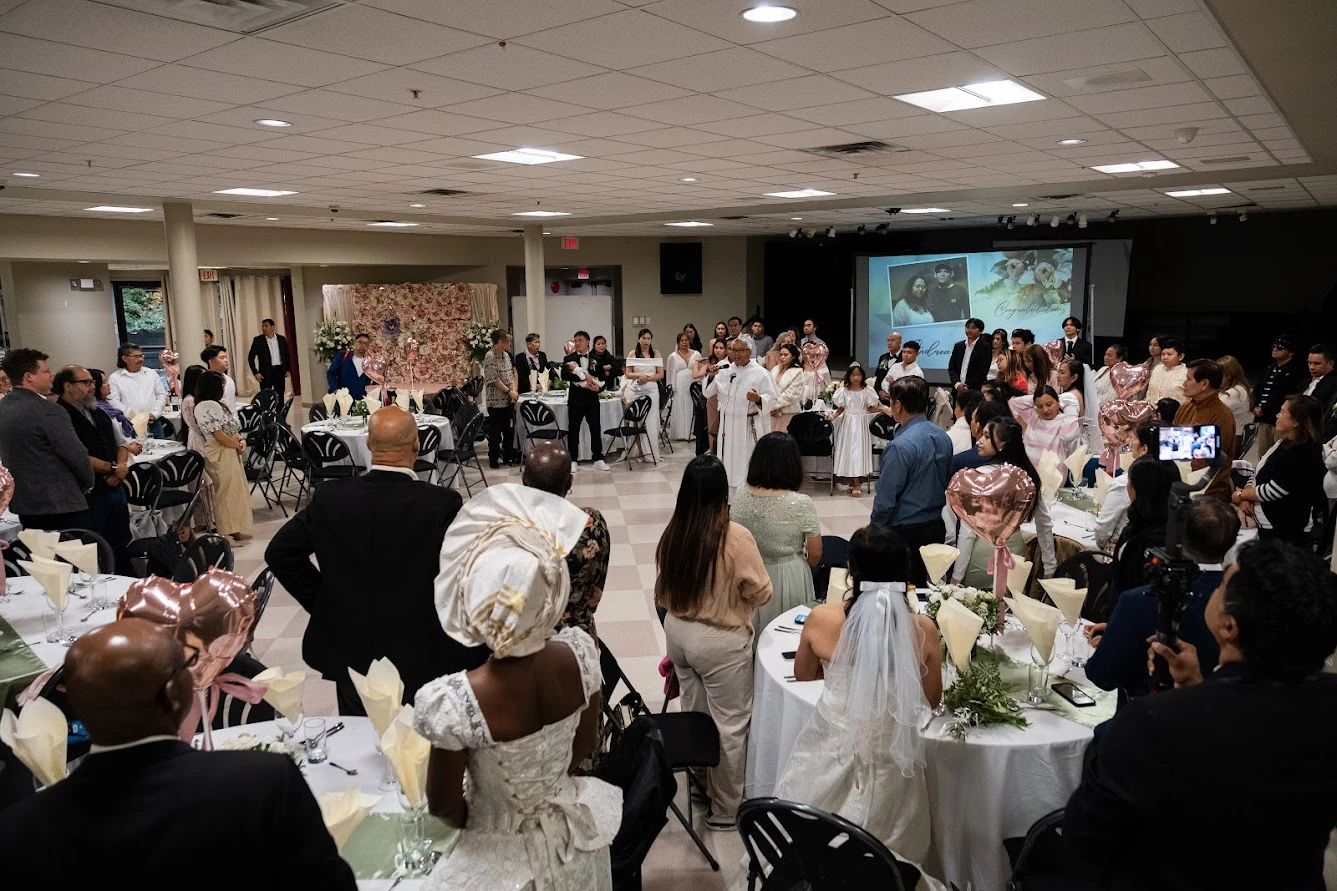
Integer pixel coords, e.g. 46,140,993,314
1217,354,1255,437
193,370,252,542
1092,343,1127,405
666,332,700,441
770,343,805,432
624,328,664,462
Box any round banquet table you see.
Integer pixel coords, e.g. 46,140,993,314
747,604,1099,891
131,438,185,465
301,415,454,471
515,394,625,462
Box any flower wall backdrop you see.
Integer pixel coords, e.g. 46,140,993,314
348,283,475,386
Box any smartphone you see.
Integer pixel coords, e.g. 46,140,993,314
1051,681,1096,707
782,651,796,660
1158,424,1218,462
793,613,807,625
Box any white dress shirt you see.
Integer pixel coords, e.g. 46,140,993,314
89,734,181,755
369,464,419,480
266,335,281,366
1305,375,1323,397
352,355,365,377
959,338,978,386
108,367,168,418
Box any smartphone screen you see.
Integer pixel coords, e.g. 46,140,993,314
793,613,807,625
1159,424,1217,462
1051,682,1096,707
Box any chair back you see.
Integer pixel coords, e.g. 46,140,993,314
811,534,850,602
462,376,484,399
197,652,278,730
157,450,206,490
172,533,234,582
236,403,264,436
417,423,442,456
303,430,353,466
159,417,177,440
278,395,295,427
247,567,277,651
57,528,116,574
1054,550,1116,622
520,399,558,429
787,412,835,457
123,462,164,509
453,412,485,457
308,403,329,423
738,798,918,891
622,395,652,426
276,424,306,465
868,412,896,440
689,381,706,412
3,556,22,578
596,718,677,889
252,389,280,419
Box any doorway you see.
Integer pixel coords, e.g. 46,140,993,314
112,280,168,369
506,266,623,356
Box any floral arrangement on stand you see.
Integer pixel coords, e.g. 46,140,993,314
941,650,1028,741
922,584,1007,636
464,320,497,366
314,319,353,362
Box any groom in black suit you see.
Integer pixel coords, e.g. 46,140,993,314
561,330,611,472
247,318,291,392
0,618,356,889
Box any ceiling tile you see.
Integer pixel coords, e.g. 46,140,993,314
754,128,868,150
1239,112,1287,131
299,123,440,147
61,85,235,119
263,5,487,66
410,44,605,91
0,116,125,142
1146,12,1228,52
179,38,389,89
0,67,99,101
844,114,967,139
629,47,809,92
113,66,302,105
532,111,663,138
1066,82,1212,115
323,69,502,108
0,95,42,116
142,121,274,145
1123,0,1198,16
442,93,595,125
1177,48,1247,79
620,94,760,125
975,23,1165,76
1222,96,1273,117
1203,75,1261,101
786,97,923,127
943,98,1082,127
107,132,233,153
230,135,370,155
905,0,1136,48
1025,57,1192,98
0,32,158,82
18,101,177,132
696,114,817,139
643,0,892,45
716,76,875,113
365,0,621,39
993,117,1109,139
612,127,730,149
515,9,732,69
523,71,693,112
750,15,953,73
832,51,1005,95
0,0,234,62
1096,102,1227,129
263,90,422,123
365,109,502,137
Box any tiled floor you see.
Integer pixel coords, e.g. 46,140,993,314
237,437,876,889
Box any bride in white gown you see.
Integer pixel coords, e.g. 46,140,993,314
414,484,621,890
777,524,945,888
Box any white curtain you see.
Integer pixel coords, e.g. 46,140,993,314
223,274,287,399
323,284,356,323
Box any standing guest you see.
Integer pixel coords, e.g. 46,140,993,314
589,335,620,391
1252,335,1310,457
1092,420,1156,551
1110,457,1181,597
1155,398,1180,426
1303,343,1337,425
656,456,772,830
1020,343,1054,395
874,331,903,395
764,329,795,373
1056,359,1087,417
949,318,992,395
928,262,968,321
1063,540,1337,891
871,376,952,586
513,332,548,395
1061,316,1094,366
695,338,729,453
800,318,826,349
988,328,1009,379
0,348,94,531
831,363,880,497
1144,336,1188,405
1233,394,1324,546
203,329,214,348
682,323,703,353
1011,328,1036,353
560,331,612,474
0,619,357,890
625,328,665,463
246,318,290,394
1141,334,1164,377
996,347,1029,393
482,329,517,470
178,364,213,530
325,331,371,400
749,318,774,358
199,345,237,417
666,332,701,441
1174,359,1237,500
879,341,925,397
947,390,983,455
90,367,135,441
1093,344,1127,405
54,366,132,575
109,342,168,438
726,316,745,343
799,318,829,387
708,321,729,355
520,442,610,640
769,343,805,433
1010,387,1081,469
892,275,933,327
192,371,252,543
706,338,778,490
731,433,820,632
267,407,485,713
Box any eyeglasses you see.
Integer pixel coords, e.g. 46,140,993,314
71,379,95,385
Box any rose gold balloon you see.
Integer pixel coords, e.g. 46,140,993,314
160,349,181,396
1043,338,1065,369
1097,399,1156,471
564,340,576,356
0,462,13,516
1109,362,1150,401
364,353,386,385
800,341,828,371
946,463,1037,548
118,569,255,691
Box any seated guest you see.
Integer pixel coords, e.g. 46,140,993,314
266,407,486,713
1233,394,1325,547
1064,539,1337,890
1091,420,1156,550
950,399,1011,474
0,619,356,889
947,389,983,455
779,525,940,873
1084,499,1239,704
54,365,132,575
1109,457,1180,597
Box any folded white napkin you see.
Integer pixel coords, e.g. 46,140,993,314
381,705,430,809
826,567,849,603
130,412,150,442
1063,444,1089,481
1119,448,1135,473
1004,596,1063,662
19,556,72,611
335,389,353,418
322,392,337,417
1038,450,1063,502
1093,470,1114,510
52,540,99,577
1005,554,1034,598
364,397,380,418
410,389,424,412
919,544,959,586
537,370,550,392
1038,578,1087,626
252,667,306,721
367,385,381,405
318,789,382,850
18,529,59,560
0,698,67,787
395,390,412,412
348,658,404,740
937,598,984,672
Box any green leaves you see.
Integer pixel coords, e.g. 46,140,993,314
942,650,1028,741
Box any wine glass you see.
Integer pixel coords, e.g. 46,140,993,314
370,723,398,792
275,710,304,757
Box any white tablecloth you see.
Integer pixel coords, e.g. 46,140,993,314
747,605,1098,891
211,717,431,890
1,574,133,669
515,395,624,462
302,416,454,470
0,511,18,543
131,439,185,465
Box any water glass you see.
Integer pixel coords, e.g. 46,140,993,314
275,712,304,756
303,718,328,763
1028,646,1051,705
42,607,75,646
371,724,398,791
395,791,432,876
90,575,114,611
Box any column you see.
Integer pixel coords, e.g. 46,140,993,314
523,225,545,344
162,201,203,361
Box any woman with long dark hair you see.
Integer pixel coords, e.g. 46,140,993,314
694,338,729,453
624,328,664,462
656,456,772,830
769,342,804,432
1234,394,1325,546
682,323,702,353
1021,343,1054,394
193,370,252,542
892,275,933,327
1111,456,1181,595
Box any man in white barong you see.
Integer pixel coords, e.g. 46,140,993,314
706,339,778,490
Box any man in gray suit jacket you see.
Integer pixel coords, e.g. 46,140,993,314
0,348,95,530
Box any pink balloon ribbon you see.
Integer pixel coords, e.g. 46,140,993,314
987,545,1015,599
177,672,267,748
0,540,7,602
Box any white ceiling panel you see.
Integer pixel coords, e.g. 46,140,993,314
365,109,502,137
716,76,875,113
516,9,732,70
262,90,422,123
18,102,178,132
1096,102,1228,129
179,38,388,89
619,94,759,125
785,97,923,127
751,16,953,72
113,66,301,105
0,95,41,116
629,47,809,92
141,121,274,146
263,5,487,66
1203,75,1262,100
324,69,501,107
904,0,1136,48
644,0,893,46
60,85,235,119
0,116,126,142
0,68,99,101
523,71,692,112
364,0,622,39
443,93,595,125
1223,96,1273,116
612,127,730,149
844,114,967,140
1146,12,1228,53
696,114,817,139
1066,81,1213,115
0,0,234,62
1177,47,1248,79
832,52,1005,96
410,44,606,91
943,98,1082,127
756,128,868,150
1123,0,1199,17
299,123,440,147
1025,57,1193,98
975,23,1166,76
536,111,663,139
0,32,158,81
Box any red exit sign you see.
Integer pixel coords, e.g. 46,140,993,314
578,269,590,280
561,236,579,250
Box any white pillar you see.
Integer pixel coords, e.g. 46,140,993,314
162,201,203,362
523,225,545,345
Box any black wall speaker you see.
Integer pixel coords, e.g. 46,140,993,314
660,242,702,294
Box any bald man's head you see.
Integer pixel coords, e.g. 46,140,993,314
65,619,193,745
367,406,420,468
522,441,572,496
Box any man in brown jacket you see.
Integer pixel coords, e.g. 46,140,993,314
1174,358,1236,501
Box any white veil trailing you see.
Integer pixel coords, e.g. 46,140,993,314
820,581,931,778
1081,362,1102,453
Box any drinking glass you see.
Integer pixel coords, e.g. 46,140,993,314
275,711,304,756
43,605,76,647
1061,617,1087,669
371,723,398,791
1027,646,1050,705
89,575,114,611
303,718,327,763
395,788,432,877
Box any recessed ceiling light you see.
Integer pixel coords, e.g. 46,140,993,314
790,217,803,221
665,221,713,227
512,210,571,217
542,231,552,236
78,260,90,264
213,187,297,197
254,119,291,128
11,172,39,178
265,217,280,221
1092,160,1180,174
901,207,950,214
895,80,1044,113
474,148,582,165
408,203,427,208
1057,138,1088,146
86,205,153,213
765,189,835,199
1012,202,1029,207
742,5,797,23
367,221,419,227
679,177,698,183
1164,187,1231,197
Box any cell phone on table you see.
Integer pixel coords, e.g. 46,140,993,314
1051,681,1096,707
782,651,796,660
1158,424,1218,462
793,613,807,625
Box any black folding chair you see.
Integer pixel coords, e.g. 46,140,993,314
56,528,116,574
518,399,567,451
123,462,164,513
308,403,329,423
869,413,896,480
159,417,177,440
594,717,677,890
156,451,207,534
415,424,443,483
811,534,850,603
302,431,360,489
236,403,264,439
171,533,234,582
605,395,655,468
660,384,674,454
461,376,484,401
1053,550,1116,623
246,567,277,655
245,416,285,516
278,394,295,429
788,412,836,494
437,411,489,495
690,382,707,443
739,798,920,891
1005,808,1078,891
251,388,280,420
274,424,312,509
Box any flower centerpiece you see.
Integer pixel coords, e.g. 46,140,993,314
464,320,496,366
313,319,353,363
941,650,1028,740
350,399,369,418
219,732,303,763
922,584,1006,636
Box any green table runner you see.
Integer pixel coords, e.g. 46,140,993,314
997,655,1115,730
1053,488,1098,515
0,615,46,705
341,813,458,880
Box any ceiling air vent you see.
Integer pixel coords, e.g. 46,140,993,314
721,215,749,220
1040,194,1082,201
1061,68,1153,91
1200,155,1253,165
804,140,906,158
419,188,470,197
203,213,242,219
93,0,339,33
1247,185,1287,191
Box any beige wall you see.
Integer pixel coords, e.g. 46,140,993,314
10,262,120,371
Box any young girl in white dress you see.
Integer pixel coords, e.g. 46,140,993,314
832,363,880,497
666,332,699,441
624,328,664,462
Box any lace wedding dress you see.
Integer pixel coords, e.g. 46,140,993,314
413,627,622,890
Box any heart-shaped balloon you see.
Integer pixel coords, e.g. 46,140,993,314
0,461,13,516
118,569,256,691
1109,361,1149,401
800,341,829,371
946,463,1037,549
364,353,386,385
1043,338,1065,369
1097,399,1156,472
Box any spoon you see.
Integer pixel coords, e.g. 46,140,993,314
327,761,358,776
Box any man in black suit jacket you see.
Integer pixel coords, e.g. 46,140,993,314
247,318,291,392
561,330,611,472
0,618,355,889
947,317,992,395
1063,539,1337,889
1060,316,1094,366
266,407,487,712
1303,344,1337,438
514,332,550,395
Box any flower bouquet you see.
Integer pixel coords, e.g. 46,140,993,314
464,321,496,365
314,319,353,362
220,732,303,764
941,650,1028,740
922,584,1006,636
350,399,369,418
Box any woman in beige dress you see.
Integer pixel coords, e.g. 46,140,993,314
178,364,214,530
193,370,252,542
770,343,805,433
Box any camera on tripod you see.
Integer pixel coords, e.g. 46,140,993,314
1147,425,1227,691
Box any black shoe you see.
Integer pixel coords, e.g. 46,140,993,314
489,459,500,469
